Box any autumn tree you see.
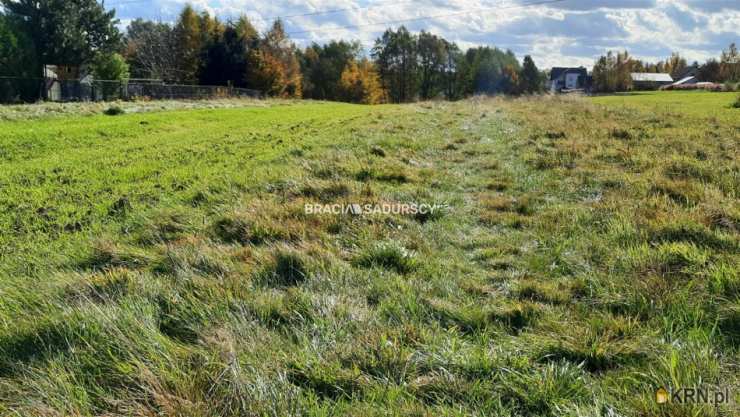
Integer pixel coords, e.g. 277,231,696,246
615,50,633,91
248,20,302,97
339,58,385,104
665,52,687,79
592,50,633,92
592,52,616,92
199,11,223,43
174,5,203,83
235,15,259,44
300,40,360,100
720,43,739,82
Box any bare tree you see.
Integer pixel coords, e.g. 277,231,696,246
124,19,180,82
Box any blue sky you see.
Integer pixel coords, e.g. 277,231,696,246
108,0,739,68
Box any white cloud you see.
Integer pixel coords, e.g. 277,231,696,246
110,0,740,68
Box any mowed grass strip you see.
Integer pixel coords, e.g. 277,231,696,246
0,103,379,275
0,93,738,416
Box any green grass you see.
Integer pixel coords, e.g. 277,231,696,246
591,90,740,116
0,92,738,416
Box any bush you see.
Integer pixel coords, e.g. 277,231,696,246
733,95,740,109
92,52,130,81
104,106,125,116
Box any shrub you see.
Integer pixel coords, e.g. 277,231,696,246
370,146,386,157
92,52,130,81
733,95,740,109
104,106,125,116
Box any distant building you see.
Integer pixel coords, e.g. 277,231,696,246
43,64,86,101
549,67,590,92
43,65,81,81
631,73,673,90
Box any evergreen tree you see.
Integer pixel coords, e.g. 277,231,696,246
199,21,252,87
0,13,37,77
1,0,120,77
519,55,542,94
0,12,40,101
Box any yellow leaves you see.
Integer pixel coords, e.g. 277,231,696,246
248,48,303,98
339,59,386,105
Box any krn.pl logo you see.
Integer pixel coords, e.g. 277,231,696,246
656,387,669,404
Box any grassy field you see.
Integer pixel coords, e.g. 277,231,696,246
0,91,737,416
591,90,740,116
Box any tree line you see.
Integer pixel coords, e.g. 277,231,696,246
591,45,739,93
0,0,546,103
7,1,733,101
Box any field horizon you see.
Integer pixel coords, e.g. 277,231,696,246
0,91,738,416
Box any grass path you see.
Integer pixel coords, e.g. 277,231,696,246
0,95,738,416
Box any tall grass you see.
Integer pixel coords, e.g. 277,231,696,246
0,93,737,415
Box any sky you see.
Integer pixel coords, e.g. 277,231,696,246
108,0,740,68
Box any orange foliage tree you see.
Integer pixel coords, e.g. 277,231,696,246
339,59,385,104
247,20,302,98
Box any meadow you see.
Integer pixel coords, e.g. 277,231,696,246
0,91,737,416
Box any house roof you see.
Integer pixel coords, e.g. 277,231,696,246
550,67,588,81
631,73,673,82
673,76,697,85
